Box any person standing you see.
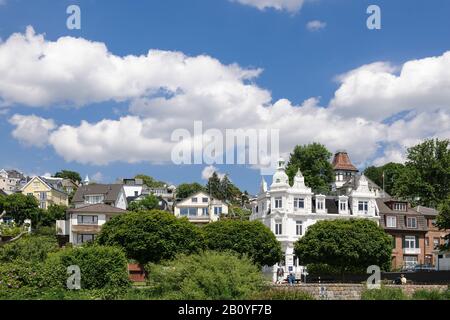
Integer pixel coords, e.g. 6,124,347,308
400,274,407,285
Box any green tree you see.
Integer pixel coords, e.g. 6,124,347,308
128,194,159,212
294,219,392,276
135,174,166,188
146,251,264,300
54,170,82,183
437,198,450,250
206,172,222,199
3,194,40,225
286,143,334,193
40,204,67,227
203,220,282,267
392,139,450,207
364,162,405,196
96,210,205,264
176,183,205,199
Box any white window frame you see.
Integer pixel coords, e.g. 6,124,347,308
85,194,104,204
406,217,417,229
296,221,303,236
77,215,99,225
404,236,416,249
294,198,304,211
275,221,282,235
317,200,324,211
358,201,368,214
393,203,407,211
386,216,397,228
274,197,282,209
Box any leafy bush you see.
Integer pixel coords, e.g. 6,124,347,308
146,251,264,300
34,226,57,236
0,222,23,237
361,287,407,300
0,288,122,300
0,235,59,263
0,260,63,290
97,210,205,264
251,288,315,300
203,220,282,267
46,245,130,290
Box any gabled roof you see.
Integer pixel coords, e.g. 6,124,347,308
61,179,78,188
21,176,67,195
68,203,127,214
72,184,123,203
414,205,439,216
332,151,358,171
341,175,390,196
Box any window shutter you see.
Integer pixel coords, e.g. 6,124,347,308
415,236,419,248
402,236,405,249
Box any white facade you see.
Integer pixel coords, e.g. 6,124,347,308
0,169,23,194
174,191,228,224
115,190,127,210
250,158,380,282
436,251,450,271
68,212,108,245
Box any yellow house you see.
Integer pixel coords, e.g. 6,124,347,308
21,176,69,209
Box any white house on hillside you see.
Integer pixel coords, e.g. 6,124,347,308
174,191,228,225
56,183,128,245
250,158,380,282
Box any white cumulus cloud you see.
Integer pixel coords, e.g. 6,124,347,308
201,165,226,180
330,53,450,121
230,0,305,12
4,28,450,169
9,114,56,147
306,20,327,31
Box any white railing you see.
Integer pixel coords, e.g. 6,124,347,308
403,248,421,254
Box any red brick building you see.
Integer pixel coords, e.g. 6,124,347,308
377,199,427,270
415,206,449,267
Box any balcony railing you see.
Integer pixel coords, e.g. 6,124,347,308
403,248,421,254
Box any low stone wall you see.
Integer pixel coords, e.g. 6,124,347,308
271,284,448,300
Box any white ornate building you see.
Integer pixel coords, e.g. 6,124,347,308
250,158,381,282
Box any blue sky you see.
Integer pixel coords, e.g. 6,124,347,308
1,0,450,194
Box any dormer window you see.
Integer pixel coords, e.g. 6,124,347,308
393,203,407,211
316,199,325,211
358,201,368,214
85,195,104,204
406,217,417,229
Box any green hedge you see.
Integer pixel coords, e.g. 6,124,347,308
146,251,264,300
361,287,407,300
251,288,315,300
47,245,131,290
0,235,59,263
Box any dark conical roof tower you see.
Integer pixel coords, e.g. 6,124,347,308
332,150,358,172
